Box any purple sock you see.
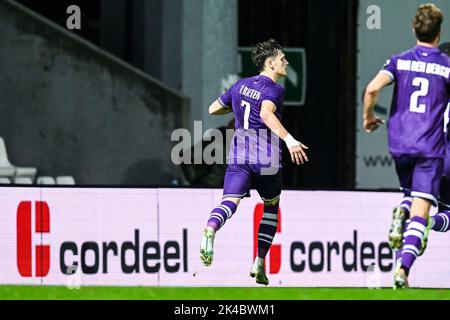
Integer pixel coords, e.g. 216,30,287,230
432,210,450,232
400,197,412,218
394,218,408,265
207,200,237,232
401,216,427,272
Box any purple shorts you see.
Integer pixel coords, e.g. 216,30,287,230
222,164,282,201
394,156,443,206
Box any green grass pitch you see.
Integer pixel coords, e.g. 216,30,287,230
1,286,450,300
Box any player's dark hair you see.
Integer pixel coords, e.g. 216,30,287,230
251,39,283,72
412,3,443,43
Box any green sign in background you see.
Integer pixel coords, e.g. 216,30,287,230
238,48,307,106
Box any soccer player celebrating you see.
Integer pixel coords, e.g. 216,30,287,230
363,4,450,289
200,39,308,285
388,42,450,266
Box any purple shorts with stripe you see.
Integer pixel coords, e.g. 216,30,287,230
222,164,282,201
394,156,443,206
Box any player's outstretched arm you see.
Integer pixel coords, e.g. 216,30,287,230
260,100,308,165
363,73,391,132
209,100,233,115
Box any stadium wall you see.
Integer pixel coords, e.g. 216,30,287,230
2,186,450,288
0,0,189,185
100,0,238,135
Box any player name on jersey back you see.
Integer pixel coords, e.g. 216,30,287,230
239,85,261,100
397,59,450,78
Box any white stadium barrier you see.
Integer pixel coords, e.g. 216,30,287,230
13,177,33,184
0,177,11,184
0,137,37,182
1,186,449,288
36,176,56,185
55,176,76,185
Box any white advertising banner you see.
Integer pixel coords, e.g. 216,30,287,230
1,187,450,288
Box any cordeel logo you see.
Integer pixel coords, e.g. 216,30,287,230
17,201,50,277
253,203,394,274
253,203,281,274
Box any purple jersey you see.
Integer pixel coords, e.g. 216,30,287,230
218,75,285,167
381,45,450,158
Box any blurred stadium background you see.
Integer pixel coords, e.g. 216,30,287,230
1,0,450,300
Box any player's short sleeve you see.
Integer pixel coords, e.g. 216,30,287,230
262,86,284,110
379,56,396,82
218,85,233,109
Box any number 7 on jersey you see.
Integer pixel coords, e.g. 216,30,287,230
241,100,251,130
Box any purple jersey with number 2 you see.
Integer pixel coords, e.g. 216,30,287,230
381,45,450,158
218,75,285,166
